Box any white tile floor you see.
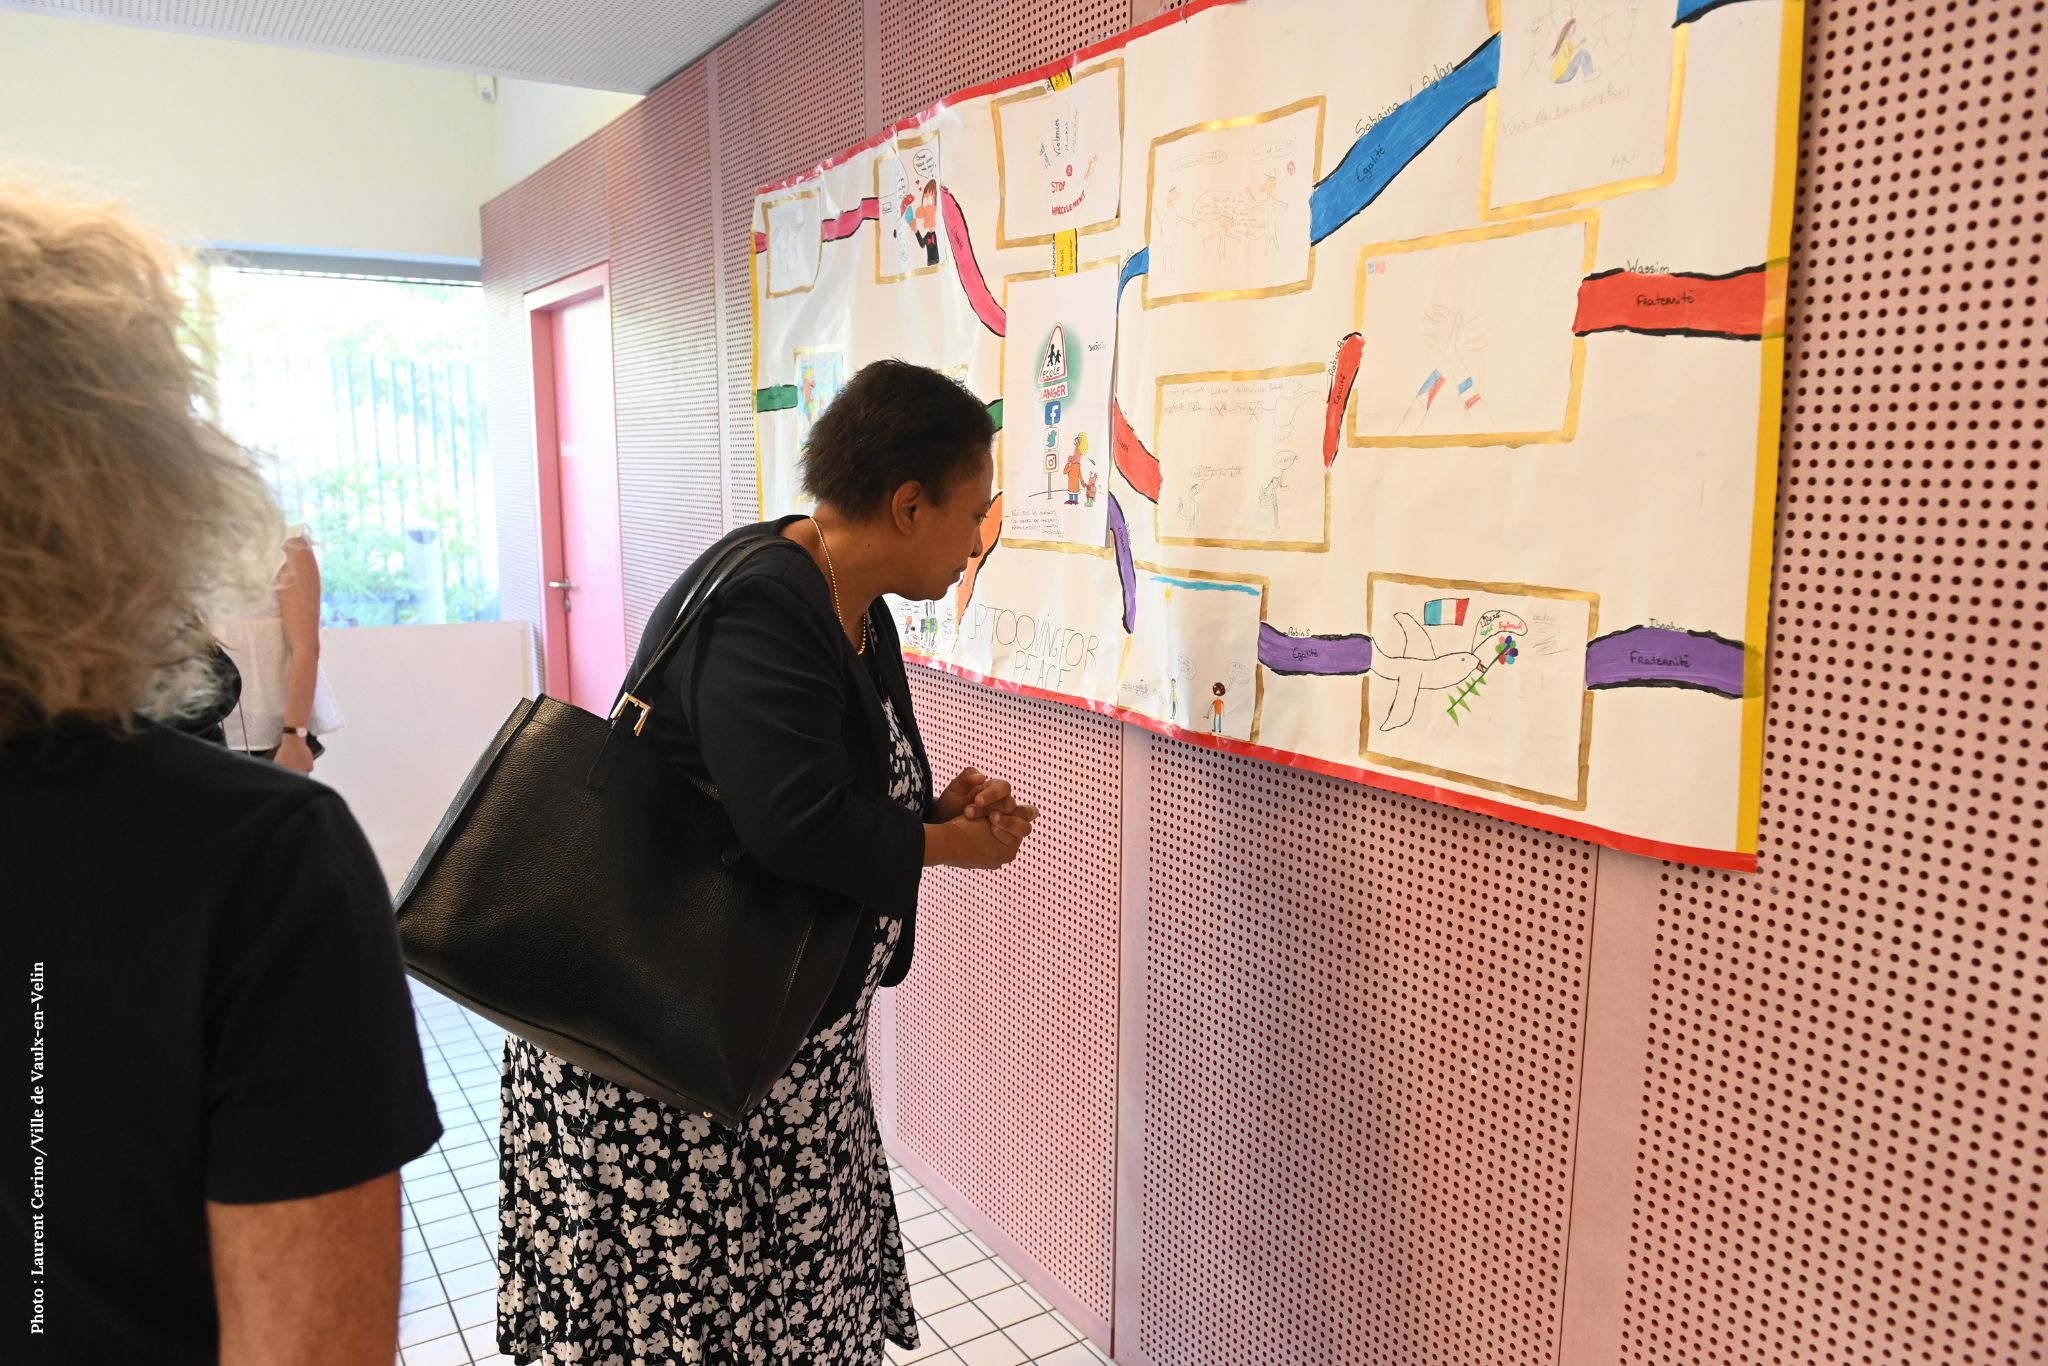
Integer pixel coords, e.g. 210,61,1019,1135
398,984,1111,1366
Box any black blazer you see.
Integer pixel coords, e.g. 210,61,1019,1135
626,518,935,1024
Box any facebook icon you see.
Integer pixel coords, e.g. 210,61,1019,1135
1043,399,1062,425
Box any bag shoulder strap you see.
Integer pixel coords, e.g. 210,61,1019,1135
612,531,795,735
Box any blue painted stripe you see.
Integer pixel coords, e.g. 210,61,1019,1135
1308,34,1500,245
1150,574,1262,597
1675,0,1767,25
1458,377,1475,393
1118,248,1151,306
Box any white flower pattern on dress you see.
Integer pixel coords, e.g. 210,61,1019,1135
497,697,927,1365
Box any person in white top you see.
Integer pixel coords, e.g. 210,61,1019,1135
213,525,343,773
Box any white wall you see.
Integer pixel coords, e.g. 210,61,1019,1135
491,78,641,196
0,10,638,261
312,621,538,887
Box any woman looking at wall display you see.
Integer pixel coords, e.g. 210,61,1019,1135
495,360,1038,1365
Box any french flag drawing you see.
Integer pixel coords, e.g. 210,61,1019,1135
1422,597,1469,627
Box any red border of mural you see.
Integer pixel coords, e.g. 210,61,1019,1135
905,650,1754,871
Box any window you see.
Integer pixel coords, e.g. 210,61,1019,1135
198,265,497,627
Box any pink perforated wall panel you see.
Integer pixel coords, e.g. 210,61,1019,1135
899,669,1123,1332
1616,3,2048,1362
877,0,1132,124
1132,740,1596,1365
604,66,723,629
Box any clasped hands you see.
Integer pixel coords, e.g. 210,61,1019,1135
931,768,1039,869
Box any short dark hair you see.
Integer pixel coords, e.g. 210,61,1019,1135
801,359,995,515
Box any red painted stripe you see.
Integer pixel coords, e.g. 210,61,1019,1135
821,198,881,242
1574,265,1769,337
1463,392,1482,409
1323,332,1363,466
752,230,765,255
1425,374,1447,407
896,654,1758,872
1112,399,1161,502
941,187,1005,336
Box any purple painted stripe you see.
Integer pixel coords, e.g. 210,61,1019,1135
1585,626,1746,697
1107,493,1137,633
1259,624,1373,676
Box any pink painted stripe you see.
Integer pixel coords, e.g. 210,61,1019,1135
942,186,1005,336
822,198,881,242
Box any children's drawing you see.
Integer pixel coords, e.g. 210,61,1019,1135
1367,598,1529,733
1156,365,1328,547
889,589,960,659
1145,98,1324,304
1352,215,1592,447
1116,572,1264,742
993,61,1125,246
1001,266,1116,546
1392,306,1496,438
793,348,844,449
878,138,944,281
763,191,824,297
954,547,1123,704
1364,575,1597,810
1488,0,1681,214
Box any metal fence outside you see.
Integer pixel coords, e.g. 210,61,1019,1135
219,352,499,627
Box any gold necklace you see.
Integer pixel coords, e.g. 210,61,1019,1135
809,516,867,655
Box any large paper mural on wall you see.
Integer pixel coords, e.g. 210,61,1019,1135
752,0,1804,870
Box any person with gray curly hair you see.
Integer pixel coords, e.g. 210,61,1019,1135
0,179,442,1366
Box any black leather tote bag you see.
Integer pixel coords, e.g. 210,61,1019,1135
393,534,861,1128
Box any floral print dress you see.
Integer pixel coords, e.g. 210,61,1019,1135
495,694,926,1365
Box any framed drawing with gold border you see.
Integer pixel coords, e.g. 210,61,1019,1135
1141,95,1326,308
991,58,1126,249
1480,0,1687,220
1153,363,1331,551
1362,572,1597,810
1115,561,1269,745
996,259,1121,554
762,188,825,298
1347,211,1597,448
875,133,944,284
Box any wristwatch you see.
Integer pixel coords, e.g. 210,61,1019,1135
280,725,311,740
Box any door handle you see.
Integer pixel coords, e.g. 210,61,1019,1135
547,580,574,590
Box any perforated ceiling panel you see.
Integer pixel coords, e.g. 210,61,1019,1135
876,0,1132,124
1625,2,2048,1363
604,66,723,633
1138,736,1596,1366
897,669,1122,1328
11,0,779,91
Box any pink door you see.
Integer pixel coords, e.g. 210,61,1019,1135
528,265,626,714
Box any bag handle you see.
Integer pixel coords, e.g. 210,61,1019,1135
586,533,793,787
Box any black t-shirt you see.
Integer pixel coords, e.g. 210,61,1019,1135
1,722,442,1364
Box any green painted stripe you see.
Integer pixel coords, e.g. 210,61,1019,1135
755,385,799,413
986,398,1003,433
